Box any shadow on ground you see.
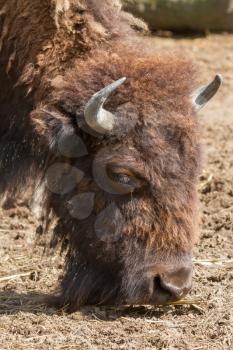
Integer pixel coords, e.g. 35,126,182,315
0,290,203,320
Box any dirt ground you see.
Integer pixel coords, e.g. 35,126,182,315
0,34,233,350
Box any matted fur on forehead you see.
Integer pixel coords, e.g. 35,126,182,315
52,0,142,35
51,49,198,119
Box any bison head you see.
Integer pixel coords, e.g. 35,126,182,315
32,53,222,310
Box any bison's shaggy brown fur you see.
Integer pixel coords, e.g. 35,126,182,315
0,0,203,309
0,0,146,192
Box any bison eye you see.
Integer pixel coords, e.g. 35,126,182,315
106,165,146,191
110,173,131,185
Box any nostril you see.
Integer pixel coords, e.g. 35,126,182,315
152,275,174,303
161,268,192,299
159,277,187,299
153,275,172,294
153,275,162,291
152,267,193,303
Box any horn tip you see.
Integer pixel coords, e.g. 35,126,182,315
119,77,127,83
215,74,223,85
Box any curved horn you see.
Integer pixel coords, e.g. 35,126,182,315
84,77,126,134
192,74,223,111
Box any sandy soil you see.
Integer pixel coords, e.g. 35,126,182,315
0,34,233,350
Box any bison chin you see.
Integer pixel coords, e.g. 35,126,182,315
54,256,122,311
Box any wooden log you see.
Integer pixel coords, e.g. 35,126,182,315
123,0,233,32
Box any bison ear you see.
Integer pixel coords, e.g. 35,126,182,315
192,74,223,111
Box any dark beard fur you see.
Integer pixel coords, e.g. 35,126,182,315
56,254,122,311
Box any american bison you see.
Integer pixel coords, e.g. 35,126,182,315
0,0,222,310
